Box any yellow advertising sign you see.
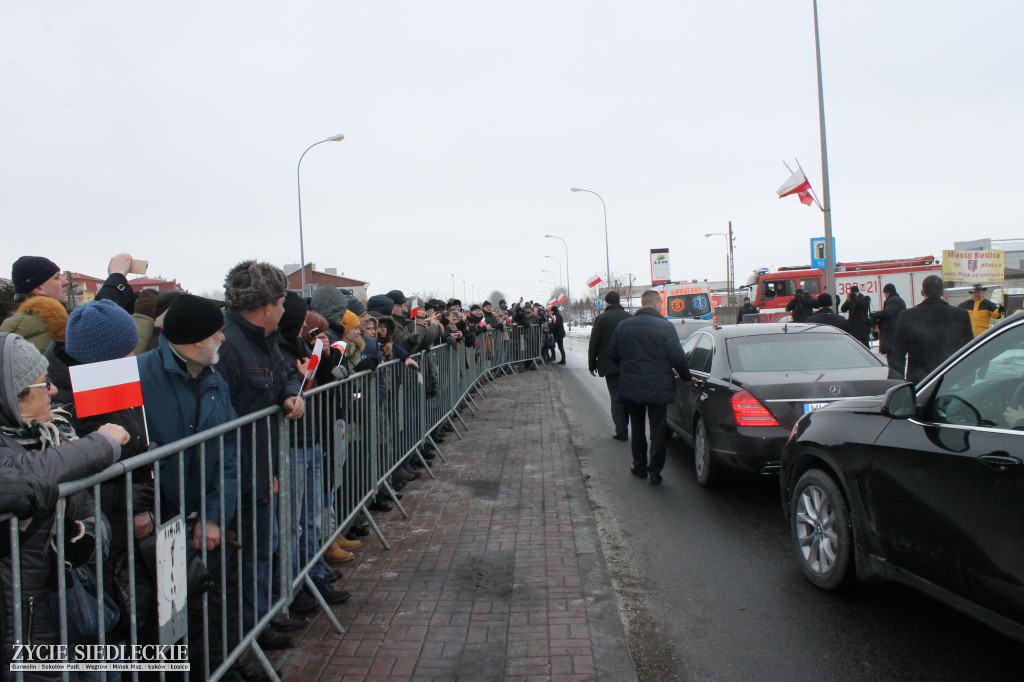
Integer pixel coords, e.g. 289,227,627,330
941,250,1004,283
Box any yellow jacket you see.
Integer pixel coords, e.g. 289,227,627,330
958,298,1001,337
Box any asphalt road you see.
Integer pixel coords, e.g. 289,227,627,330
556,332,1024,681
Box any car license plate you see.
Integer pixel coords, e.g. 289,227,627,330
804,402,829,413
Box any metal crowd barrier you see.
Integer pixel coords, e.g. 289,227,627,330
2,324,543,682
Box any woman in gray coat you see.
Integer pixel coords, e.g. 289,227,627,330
0,333,127,679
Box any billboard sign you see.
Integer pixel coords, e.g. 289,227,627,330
810,237,836,270
650,248,670,286
942,249,1005,283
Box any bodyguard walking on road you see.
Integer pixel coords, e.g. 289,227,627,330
588,291,631,440
608,290,691,485
891,275,973,383
870,283,906,369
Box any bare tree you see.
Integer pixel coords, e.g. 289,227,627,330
196,288,226,301
487,290,506,305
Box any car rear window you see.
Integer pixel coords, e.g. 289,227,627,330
726,332,880,372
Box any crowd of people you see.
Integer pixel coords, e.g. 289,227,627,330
0,253,567,681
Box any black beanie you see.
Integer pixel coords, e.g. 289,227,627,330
278,291,307,342
385,290,406,306
12,256,60,295
604,291,620,304
346,296,367,316
367,294,394,316
163,294,225,344
816,293,833,308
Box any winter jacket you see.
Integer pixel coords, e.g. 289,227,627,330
785,293,817,323
736,303,759,324
550,308,566,341
588,304,630,376
0,297,68,353
958,298,1002,337
805,308,849,331
607,307,691,404
137,335,239,525
870,293,906,354
216,308,300,506
890,297,973,383
840,293,872,340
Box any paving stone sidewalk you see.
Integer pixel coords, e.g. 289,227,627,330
271,364,635,681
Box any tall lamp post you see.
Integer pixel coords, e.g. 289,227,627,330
570,187,610,291
704,225,735,303
541,269,557,297
545,234,571,329
297,133,345,295
451,273,455,300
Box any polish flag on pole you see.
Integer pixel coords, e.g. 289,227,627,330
586,274,602,288
331,340,348,357
776,169,815,206
69,357,144,418
407,296,422,320
301,338,324,394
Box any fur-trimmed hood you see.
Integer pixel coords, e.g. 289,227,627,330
0,295,68,351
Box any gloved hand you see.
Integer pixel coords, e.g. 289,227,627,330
0,469,59,520
332,363,349,380
62,517,96,567
132,483,155,511
133,288,160,318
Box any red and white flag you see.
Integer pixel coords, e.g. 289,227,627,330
331,340,348,357
554,293,567,306
301,338,324,393
586,274,602,288
69,357,144,418
776,169,814,206
407,296,422,319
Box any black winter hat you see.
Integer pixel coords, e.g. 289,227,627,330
604,291,620,304
816,293,833,308
483,300,492,307
278,291,307,342
12,256,60,295
385,290,406,306
164,294,225,344
367,294,395,316
470,304,481,312
346,296,367,316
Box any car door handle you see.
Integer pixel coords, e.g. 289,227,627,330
978,454,1022,472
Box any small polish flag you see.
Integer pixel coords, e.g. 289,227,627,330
586,274,602,288
776,169,814,206
331,340,348,357
554,294,568,306
69,357,144,418
301,338,324,393
407,296,422,319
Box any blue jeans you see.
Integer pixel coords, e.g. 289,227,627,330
289,444,325,580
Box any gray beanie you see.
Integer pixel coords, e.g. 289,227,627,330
65,299,139,364
223,260,288,312
346,296,367,317
0,334,49,427
310,285,349,323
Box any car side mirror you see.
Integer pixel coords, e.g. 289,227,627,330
882,382,916,419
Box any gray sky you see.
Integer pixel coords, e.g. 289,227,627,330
3,2,1021,304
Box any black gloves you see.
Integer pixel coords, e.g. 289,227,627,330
0,469,59,520
132,483,155,511
62,517,96,567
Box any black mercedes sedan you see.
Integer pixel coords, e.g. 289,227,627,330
666,323,901,487
780,312,1024,642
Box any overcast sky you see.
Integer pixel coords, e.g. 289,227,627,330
3,2,1021,304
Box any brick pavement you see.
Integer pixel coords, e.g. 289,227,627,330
270,364,635,681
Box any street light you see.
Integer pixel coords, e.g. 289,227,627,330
570,187,610,290
451,273,455,299
297,133,345,295
541,269,557,292
545,234,571,330
704,222,736,303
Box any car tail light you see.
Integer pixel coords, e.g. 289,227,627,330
731,390,780,427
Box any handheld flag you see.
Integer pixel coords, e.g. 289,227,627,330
586,274,602,288
408,296,422,320
776,168,814,206
70,357,144,418
301,338,324,394
331,340,348,357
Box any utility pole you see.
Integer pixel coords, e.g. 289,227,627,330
627,273,635,312
727,221,736,305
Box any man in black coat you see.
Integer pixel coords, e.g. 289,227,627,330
890,275,973,383
736,297,759,324
869,283,906,369
607,290,691,485
805,293,849,331
550,305,567,364
786,289,817,322
840,285,872,347
588,291,631,440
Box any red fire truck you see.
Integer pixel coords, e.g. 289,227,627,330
747,255,942,321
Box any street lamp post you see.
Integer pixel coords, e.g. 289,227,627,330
297,133,345,295
541,269,557,296
545,255,563,292
705,226,736,303
545,234,571,330
451,273,455,300
570,188,610,291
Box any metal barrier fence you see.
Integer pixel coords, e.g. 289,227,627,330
2,324,543,682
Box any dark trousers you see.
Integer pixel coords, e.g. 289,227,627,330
605,374,628,438
555,338,566,362
623,401,668,475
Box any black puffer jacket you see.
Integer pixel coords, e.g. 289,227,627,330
607,307,691,404
890,297,973,383
588,304,630,376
